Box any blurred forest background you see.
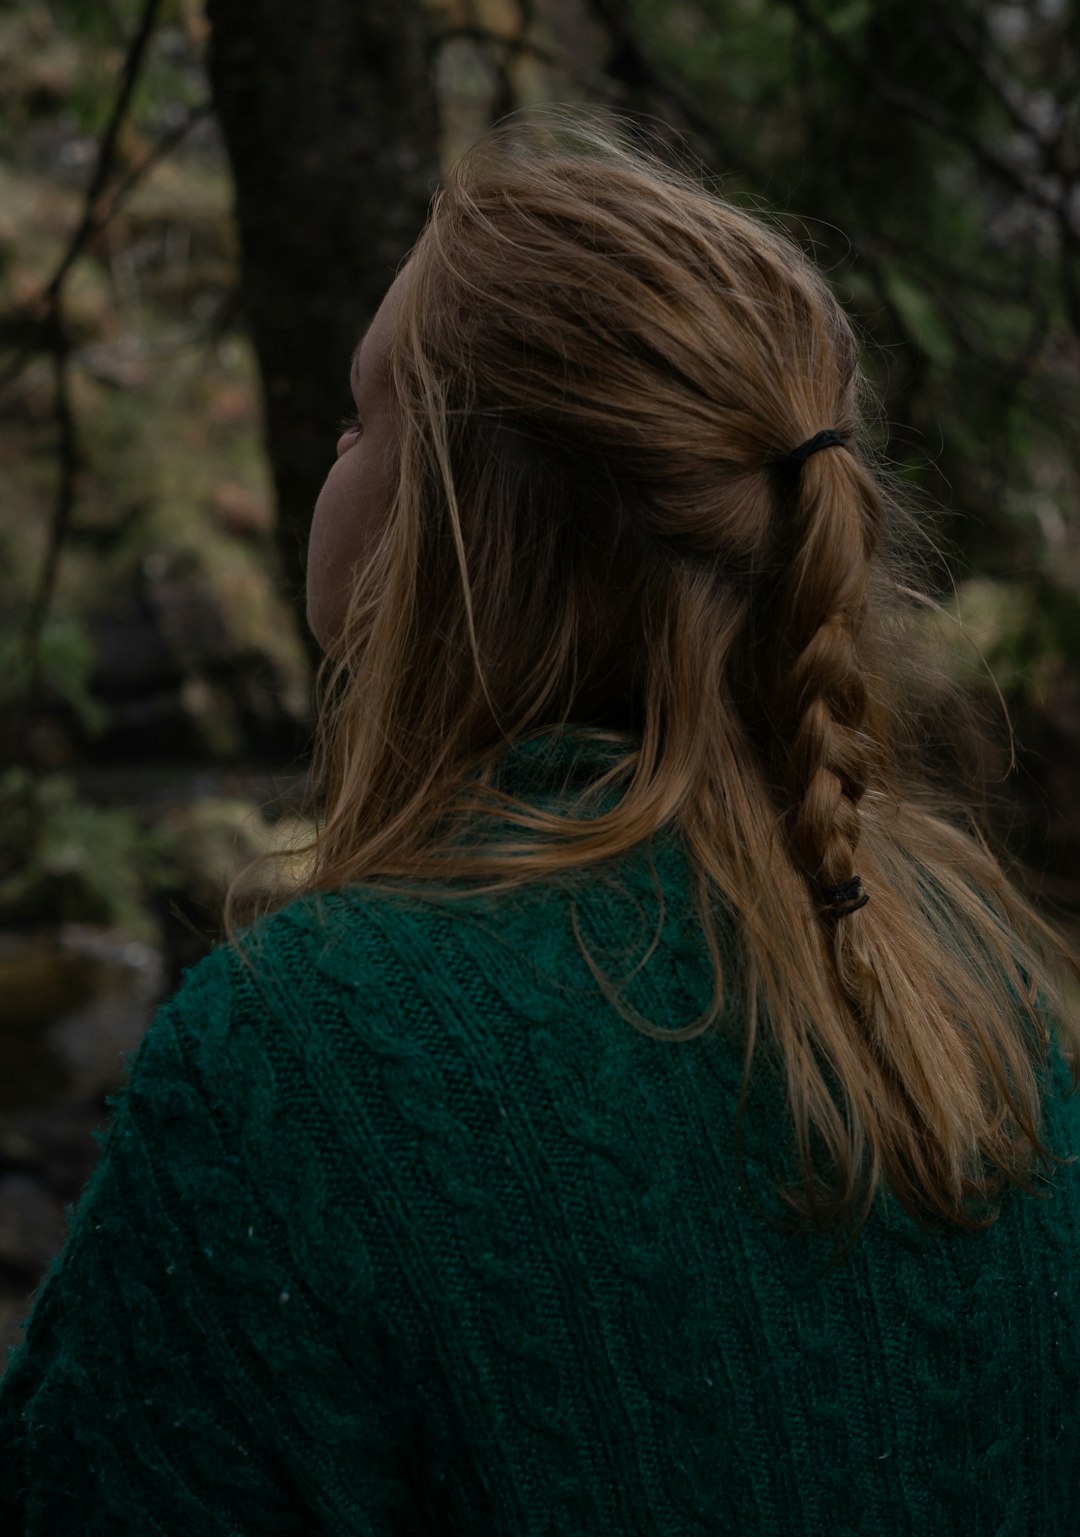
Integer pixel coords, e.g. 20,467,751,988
0,0,1078,1351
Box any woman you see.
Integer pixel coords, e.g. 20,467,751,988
3,115,1079,1534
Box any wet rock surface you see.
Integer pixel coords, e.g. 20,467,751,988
0,925,166,1366
0,1174,68,1273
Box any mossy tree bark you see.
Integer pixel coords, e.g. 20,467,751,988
204,0,441,650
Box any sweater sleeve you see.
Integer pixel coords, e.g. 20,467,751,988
0,935,422,1537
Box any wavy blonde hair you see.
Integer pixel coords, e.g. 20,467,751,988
232,113,1080,1260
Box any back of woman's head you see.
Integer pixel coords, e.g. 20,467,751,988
392,120,889,900
251,113,1080,1264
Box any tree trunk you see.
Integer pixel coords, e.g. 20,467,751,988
204,0,441,649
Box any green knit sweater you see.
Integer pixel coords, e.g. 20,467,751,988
2,726,1079,1536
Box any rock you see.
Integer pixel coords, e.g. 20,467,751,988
212,480,273,539
0,926,166,1112
204,382,256,426
0,1288,35,1375
0,1174,67,1275
0,1101,108,1199
43,926,166,1103
0,1126,38,1164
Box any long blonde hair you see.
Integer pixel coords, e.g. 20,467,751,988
232,113,1080,1259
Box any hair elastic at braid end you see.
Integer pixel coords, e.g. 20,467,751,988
783,429,848,468
820,875,869,918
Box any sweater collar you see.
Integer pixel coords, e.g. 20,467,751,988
487,723,642,805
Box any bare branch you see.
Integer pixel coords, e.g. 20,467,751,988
777,0,1079,335
436,24,563,71
22,318,80,683
6,0,172,709
43,0,167,304
97,101,213,231
578,0,764,184
778,0,1072,224
932,10,1056,163
0,0,166,401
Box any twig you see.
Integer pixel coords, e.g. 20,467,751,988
42,0,166,303
22,318,80,683
98,101,213,230
437,24,562,71
8,0,170,715
931,9,1057,165
578,0,764,184
778,0,1073,225
777,0,1080,336
0,0,166,401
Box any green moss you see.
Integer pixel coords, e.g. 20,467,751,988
0,769,151,939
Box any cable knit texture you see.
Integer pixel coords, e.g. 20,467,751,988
2,724,1079,1535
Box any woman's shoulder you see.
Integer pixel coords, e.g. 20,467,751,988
144,860,706,1123
142,884,491,1101
170,885,428,1012
226,883,498,1005
104,888,448,1211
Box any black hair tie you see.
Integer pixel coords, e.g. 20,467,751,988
821,875,869,917
785,429,847,468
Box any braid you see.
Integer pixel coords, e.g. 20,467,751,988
760,445,886,910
